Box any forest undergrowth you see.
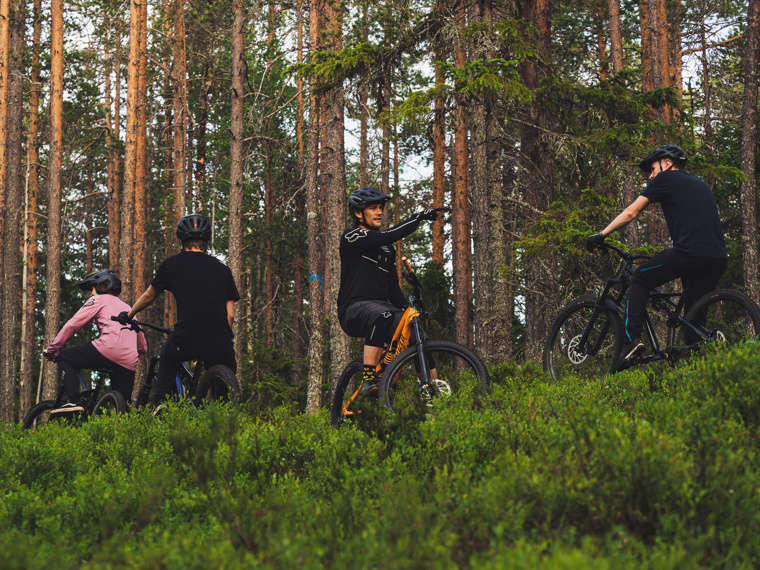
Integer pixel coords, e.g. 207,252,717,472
2,342,760,568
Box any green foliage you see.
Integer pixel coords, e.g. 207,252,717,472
4,345,760,566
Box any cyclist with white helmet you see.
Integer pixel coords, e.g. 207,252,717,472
124,213,240,405
338,187,442,396
44,270,147,413
586,144,728,370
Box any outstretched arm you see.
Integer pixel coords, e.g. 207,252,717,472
601,195,650,236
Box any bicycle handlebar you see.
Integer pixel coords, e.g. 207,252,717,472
110,315,172,335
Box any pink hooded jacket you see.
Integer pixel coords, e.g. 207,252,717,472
46,294,147,371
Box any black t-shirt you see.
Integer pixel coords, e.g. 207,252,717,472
337,213,423,320
151,250,240,353
641,169,727,259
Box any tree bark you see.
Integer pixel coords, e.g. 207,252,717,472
608,0,624,74
452,0,471,348
472,0,511,362
292,0,306,373
1,0,24,421
519,0,555,360
173,0,187,223
305,0,324,412
133,0,148,299
19,0,41,415
121,0,141,302
432,0,446,265
323,0,349,393
42,0,64,400
229,0,245,377
740,0,760,301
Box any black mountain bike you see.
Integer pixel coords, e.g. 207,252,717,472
22,367,127,429
115,317,241,410
332,258,489,426
544,243,760,381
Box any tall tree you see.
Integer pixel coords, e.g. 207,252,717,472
42,0,64,400
229,0,245,375
306,0,324,412
19,0,42,415
740,0,760,300
1,0,25,420
608,0,624,74
431,0,446,265
322,0,349,392
452,0,472,348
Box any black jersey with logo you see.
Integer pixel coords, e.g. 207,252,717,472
337,214,423,320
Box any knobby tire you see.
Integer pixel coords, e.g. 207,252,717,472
194,364,241,405
543,296,624,382
331,360,364,428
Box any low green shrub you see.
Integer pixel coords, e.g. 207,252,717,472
2,343,760,567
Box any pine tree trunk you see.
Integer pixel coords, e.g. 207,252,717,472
19,0,42,415
305,0,324,412
133,0,148,298
432,0,446,265
520,0,555,360
452,0,471,348
292,0,306,374
323,0,349,394
472,0,511,363
740,0,760,301
105,32,121,273
121,0,141,302
173,0,187,221
229,0,245,376
42,0,64,400
1,0,25,421
608,0,624,74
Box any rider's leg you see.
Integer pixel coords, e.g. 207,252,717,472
107,364,137,403
154,336,186,406
681,257,728,315
56,342,114,403
624,249,684,343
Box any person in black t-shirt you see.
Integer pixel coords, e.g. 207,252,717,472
125,213,240,404
586,144,728,370
338,187,441,396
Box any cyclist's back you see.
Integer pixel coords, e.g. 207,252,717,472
126,213,240,404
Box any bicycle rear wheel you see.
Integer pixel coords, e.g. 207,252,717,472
92,390,127,416
194,365,241,404
543,296,624,382
678,289,760,348
22,400,56,430
331,360,365,428
379,341,489,416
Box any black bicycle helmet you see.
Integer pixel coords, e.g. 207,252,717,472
78,270,122,296
176,213,211,242
639,144,687,173
348,187,390,214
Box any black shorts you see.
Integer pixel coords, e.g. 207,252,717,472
340,301,404,348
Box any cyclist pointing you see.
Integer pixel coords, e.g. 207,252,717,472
586,144,728,369
338,187,441,396
123,213,240,405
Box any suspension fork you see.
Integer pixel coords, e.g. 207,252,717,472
411,316,432,387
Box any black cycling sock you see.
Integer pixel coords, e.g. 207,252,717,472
363,365,376,385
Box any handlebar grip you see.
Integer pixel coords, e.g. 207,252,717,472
402,257,413,274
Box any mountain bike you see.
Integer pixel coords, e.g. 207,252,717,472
22,367,127,429
331,258,489,426
114,316,241,410
543,242,760,381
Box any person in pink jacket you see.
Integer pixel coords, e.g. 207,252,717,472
43,270,147,413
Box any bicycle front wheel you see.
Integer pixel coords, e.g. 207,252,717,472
331,360,364,428
194,365,241,405
379,341,489,416
543,296,624,382
678,289,760,347
93,390,127,416
22,400,56,430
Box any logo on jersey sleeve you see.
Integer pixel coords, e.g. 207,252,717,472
345,228,369,243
